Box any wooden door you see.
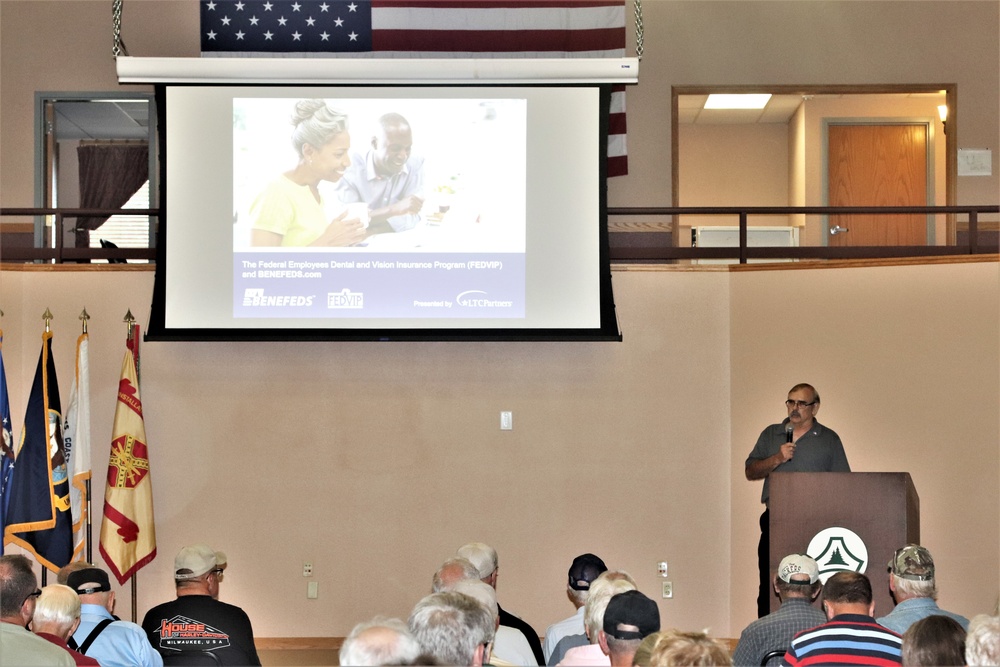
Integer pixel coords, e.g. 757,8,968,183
828,124,927,246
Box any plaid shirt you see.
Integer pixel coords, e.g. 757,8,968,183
732,598,827,666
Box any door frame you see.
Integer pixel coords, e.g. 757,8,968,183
822,118,937,245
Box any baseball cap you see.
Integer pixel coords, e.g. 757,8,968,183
174,544,224,580
888,544,935,581
568,553,608,591
603,590,661,640
778,554,819,584
66,568,111,595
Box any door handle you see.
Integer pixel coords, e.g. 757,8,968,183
829,225,849,235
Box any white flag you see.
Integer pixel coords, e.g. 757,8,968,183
64,331,91,560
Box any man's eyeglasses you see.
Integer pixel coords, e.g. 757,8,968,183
23,588,41,606
210,568,225,580
785,400,817,409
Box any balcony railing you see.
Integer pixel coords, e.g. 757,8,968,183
1,205,997,264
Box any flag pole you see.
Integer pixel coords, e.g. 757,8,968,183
80,309,93,564
124,309,138,623
40,309,53,586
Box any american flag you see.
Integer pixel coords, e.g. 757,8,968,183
200,0,628,176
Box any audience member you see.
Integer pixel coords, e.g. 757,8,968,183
67,566,162,667
0,554,75,667
599,590,661,667
339,616,422,667
877,544,969,634
965,614,1000,667
557,572,638,666
544,553,608,663
431,556,480,593
458,541,545,664
646,629,733,666
900,614,966,666
31,584,100,666
631,631,661,667
550,570,637,666
453,578,536,666
732,553,825,666
141,544,260,666
784,571,902,666
408,591,495,666
57,561,95,586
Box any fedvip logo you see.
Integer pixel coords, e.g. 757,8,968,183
328,289,363,309
807,527,869,583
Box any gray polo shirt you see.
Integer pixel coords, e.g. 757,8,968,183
746,419,850,505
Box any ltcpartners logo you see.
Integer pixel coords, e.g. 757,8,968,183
456,290,514,309
328,288,364,309
242,289,314,307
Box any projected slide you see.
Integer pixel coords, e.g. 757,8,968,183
231,97,526,319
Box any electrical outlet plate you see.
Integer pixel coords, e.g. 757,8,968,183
500,411,513,430
303,562,313,577
307,581,318,599
662,581,673,598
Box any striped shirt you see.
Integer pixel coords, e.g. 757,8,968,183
784,614,902,666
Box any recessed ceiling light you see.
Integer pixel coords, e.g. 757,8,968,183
704,93,772,110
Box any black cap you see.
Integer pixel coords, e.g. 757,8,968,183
603,590,660,640
568,553,608,591
66,568,111,595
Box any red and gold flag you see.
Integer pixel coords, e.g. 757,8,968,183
99,327,156,584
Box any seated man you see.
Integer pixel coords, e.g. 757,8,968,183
598,590,661,667
141,544,260,666
549,570,636,666
67,566,162,667
784,571,903,666
544,553,607,663
337,112,425,234
0,554,75,667
408,591,495,667
877,544,969,634
339,616,422,667
732,553,826,666
558,572,638,667
32,584,100,666
453,579,536,667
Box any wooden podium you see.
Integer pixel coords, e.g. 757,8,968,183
769,472,919,615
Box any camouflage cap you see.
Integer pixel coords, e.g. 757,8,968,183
888,544,935,581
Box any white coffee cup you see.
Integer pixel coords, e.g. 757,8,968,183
345,202,370,228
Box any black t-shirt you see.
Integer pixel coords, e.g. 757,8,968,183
141,595,261,666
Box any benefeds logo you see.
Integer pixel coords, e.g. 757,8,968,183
242,289,314,307
456,290,514,309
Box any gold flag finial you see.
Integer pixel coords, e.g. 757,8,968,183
43,308,54,332
124,308,136,342
80,308,91,334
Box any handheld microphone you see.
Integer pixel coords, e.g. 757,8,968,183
785,424,794,443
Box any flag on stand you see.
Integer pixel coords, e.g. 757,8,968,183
3,330,74,572
0,330,14,555
100,327,156,584
64,330,92,561
200,0,629,176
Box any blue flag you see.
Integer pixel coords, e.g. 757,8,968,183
3,330,74,572
0,331,14,555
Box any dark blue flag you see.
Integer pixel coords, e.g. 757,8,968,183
3,331,74,572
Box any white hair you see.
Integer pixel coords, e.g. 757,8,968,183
966,614,1000,667
432,557,480,593
32,584,80,634
584,572,637,642
893,573,937,601
408,592,495,666
453,579,499,622
339,616,421,667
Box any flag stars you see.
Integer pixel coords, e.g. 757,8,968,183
249,15,259,25
334,16,343,27
262,1,273,9
292,31,302,40
220,15,231,25
347,2,358,12
306,16,316,26
205,1,216,9
277,16,288,25
235,30,245,40
320,31,330,40
348,31,358,41
206,30,217,40
291,2,301,10
263,30,274,40
234,1,244,9
319,2,330,11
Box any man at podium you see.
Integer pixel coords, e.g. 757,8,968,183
745,383,851,618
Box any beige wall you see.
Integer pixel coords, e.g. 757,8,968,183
2,260,998,639
1,0,998,642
